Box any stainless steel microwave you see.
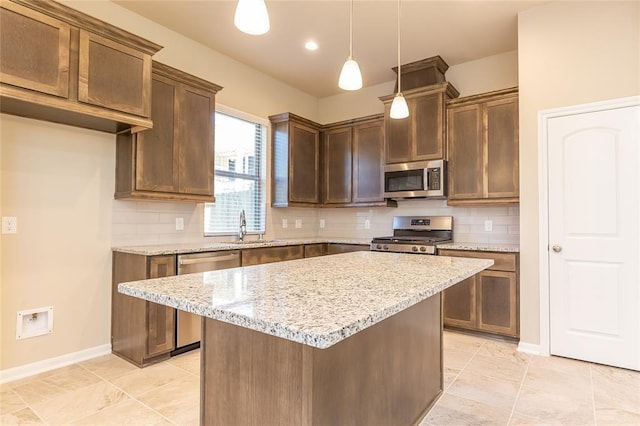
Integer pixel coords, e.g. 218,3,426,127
383,160,447,199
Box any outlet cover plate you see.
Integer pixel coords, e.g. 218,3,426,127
2,217,17,234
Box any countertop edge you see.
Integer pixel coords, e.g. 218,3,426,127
437,243,520,253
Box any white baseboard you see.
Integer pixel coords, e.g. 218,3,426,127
0,344,112,384
517,341,543,356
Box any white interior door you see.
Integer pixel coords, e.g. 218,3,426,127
548,104,640,371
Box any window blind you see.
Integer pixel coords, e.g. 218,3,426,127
204,111,266,236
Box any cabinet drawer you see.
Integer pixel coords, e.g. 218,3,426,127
439,249,517,272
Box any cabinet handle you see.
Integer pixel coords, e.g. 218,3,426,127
552,245,562,253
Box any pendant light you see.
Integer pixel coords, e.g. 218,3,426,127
338,0,363,91
389,0,409,119
234,0,270,35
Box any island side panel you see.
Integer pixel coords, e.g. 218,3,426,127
200,294,442,425
310,293,442,426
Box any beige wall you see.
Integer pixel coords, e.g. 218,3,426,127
1,115,115,369
1,0,319,372
517,1,640,346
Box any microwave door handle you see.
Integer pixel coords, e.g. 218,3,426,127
423,168,429,191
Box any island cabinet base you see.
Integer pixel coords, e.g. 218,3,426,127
200,295,443,425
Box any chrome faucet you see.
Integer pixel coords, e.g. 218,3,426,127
239,209,247,241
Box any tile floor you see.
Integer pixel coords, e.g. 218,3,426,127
1,331,638,425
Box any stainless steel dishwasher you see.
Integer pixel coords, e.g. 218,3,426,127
175,251,241,352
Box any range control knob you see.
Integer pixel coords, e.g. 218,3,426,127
419,246,427,252
412,246,418,252
376,244,382,250
383,245,389,250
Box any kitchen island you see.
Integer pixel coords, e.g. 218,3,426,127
118,251,492,425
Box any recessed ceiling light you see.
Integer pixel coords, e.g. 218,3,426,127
305,41,318,51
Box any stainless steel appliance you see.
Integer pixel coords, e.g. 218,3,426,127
370,216,453,255
174,251,241,353
383,159,446,199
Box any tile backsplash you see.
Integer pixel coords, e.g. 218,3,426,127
112,199,518,247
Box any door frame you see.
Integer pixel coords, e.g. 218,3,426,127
537,95,640,357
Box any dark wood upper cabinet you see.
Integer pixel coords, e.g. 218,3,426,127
380,83,459,164
323,126,353,204
322,115,391,207
352,118,385,203
115,61,222,202
270,113,321,207
447,88,519,205
0,0,162,133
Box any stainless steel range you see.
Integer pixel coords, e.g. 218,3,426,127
370,216,453,255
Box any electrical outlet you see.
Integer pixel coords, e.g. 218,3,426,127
484,220,493,232
2,217,17,234
364,219,371,229
295,219,302,229
282,219,288,229
175,217,184,231
319,219,325,229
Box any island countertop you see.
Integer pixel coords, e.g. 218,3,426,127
118,251,492,349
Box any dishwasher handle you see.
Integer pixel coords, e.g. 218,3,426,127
178,253,239,266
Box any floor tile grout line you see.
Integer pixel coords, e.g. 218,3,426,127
506,353,532,425
76,363,179,425
589,363,598,426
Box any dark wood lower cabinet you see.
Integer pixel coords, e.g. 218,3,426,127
325,244,370,255
241,245,304,266
112,252,176,367
440,250,519,338
304,244,327,258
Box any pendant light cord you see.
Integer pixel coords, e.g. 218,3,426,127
349,0,354,58
397,0,402,94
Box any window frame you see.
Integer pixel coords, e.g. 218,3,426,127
204,104,269,237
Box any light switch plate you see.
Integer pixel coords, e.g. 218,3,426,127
282,219,288,228
2,217,17,234
319,219,325,229
175,217,184,231
364,219,371,229
295,219,302,229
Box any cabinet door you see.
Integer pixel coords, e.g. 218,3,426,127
177,84,215,196
325,244,369,255
384,103,411,164
242,245,304,266
443,275,477,330
289,121,320,203
135,75,178,193
304,244,327,258
78,30,151,117
486,97,519,199
413,93,445,160
447,104,483,200
147,256,176,357
353,119,384,203
476,270,518,337
0,1,70,98
323,127,352,204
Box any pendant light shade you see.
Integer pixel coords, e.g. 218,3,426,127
234,0,270,35
391,0,409,119
390,92,409,119
339,58,363,90
338,0,363,91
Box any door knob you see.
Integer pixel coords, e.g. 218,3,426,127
552,245,562,253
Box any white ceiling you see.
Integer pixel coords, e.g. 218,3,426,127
114,0,545,98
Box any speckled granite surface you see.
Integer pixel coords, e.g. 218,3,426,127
112,238,371,256
437,242,520,253
118,251,492,349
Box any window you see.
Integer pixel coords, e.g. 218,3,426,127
204,108,266,236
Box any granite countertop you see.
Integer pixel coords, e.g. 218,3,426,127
437,242,520,253
118,251,493,349
112,238,372,256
